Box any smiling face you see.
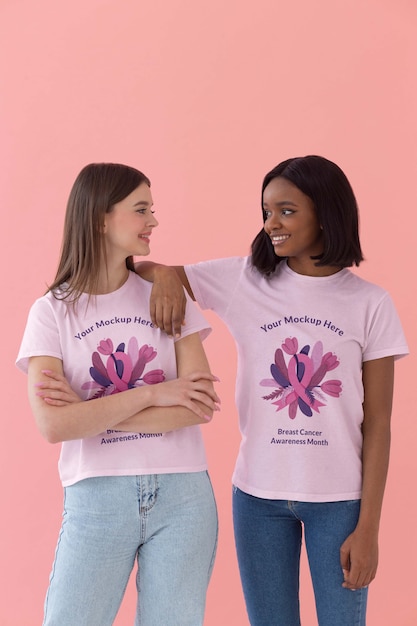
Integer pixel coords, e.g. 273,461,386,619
103,182,158,263
262,177,325,275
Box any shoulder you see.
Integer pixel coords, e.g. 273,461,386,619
186,256,250,273
28,291,61,317
342,271,392,303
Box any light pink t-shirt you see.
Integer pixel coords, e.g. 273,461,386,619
186,257,409,502
16,272,211,486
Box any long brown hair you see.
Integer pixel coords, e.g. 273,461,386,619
48,163,150,302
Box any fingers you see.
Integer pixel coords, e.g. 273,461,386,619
42,397,68,407
40,369,66,382
35,387,76,404
184,372,221,406
149,285,187,337
153,303,186,337
151,374,221,417
34,371,81,405
342,563,376,590
340,535,377,590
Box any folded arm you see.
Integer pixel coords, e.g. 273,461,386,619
30,332,220,443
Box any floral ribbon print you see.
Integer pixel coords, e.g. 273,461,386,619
81,337,165,398
260,337,342,419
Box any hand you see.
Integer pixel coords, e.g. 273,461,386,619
340,528,378,590
35,370,82,406
150,266,187,337
150,372,221,420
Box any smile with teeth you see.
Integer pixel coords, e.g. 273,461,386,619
271,235,290,244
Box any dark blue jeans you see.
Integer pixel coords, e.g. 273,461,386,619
233,486,368,626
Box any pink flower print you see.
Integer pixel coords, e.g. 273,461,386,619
309,352,340,387
261,337,342,420
97,338,114,356
143,370,165,384
320,379,342,398
107,351,132,392
282,337,298,355
286,351,325,417
322,352,339,371
310,341,323,372
82,338,165,398
130,341,157,381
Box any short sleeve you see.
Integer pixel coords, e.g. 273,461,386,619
363,292,409,362
185,256,247,314
16,297,62,374
173,290,212,343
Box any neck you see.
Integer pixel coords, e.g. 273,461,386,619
287,258,342,277
94,264,130,294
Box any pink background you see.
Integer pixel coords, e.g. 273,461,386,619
1,0,416,623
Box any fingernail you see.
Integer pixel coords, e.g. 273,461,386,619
203,415,212,422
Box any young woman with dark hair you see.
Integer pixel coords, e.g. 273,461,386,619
133,155,408,625
16,163,220,626
251,155,363,275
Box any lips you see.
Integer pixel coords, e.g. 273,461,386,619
271,235,290,244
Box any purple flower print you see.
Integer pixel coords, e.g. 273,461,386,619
260,338,342,420
81,337,165,398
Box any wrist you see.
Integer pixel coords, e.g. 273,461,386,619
138,383,157,410
355,511,381,534
153,264,173,280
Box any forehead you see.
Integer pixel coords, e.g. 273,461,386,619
263,177,306,202
126,182,153,205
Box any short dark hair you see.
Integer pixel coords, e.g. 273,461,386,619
251,155,364,275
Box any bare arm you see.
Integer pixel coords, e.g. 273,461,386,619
340,356,394,590
29,335,220,443
135,261,192,337
117,331,220,432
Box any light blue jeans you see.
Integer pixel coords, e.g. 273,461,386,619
233,487,368,626
43,472,218,626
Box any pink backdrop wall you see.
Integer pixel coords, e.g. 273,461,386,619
1,0,416,623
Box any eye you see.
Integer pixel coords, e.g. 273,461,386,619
263,209,272,219
136,207,155,215
281,209,294,216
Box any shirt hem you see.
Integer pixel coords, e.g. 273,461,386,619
61,464,208,487
232,477,361,503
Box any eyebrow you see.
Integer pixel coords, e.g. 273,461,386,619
133,200,153,207
262,200,297,208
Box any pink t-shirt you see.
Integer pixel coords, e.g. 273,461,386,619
186,257,409,502
16,271,211,486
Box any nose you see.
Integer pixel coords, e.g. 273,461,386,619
264,209,282,233
148,212,159,228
